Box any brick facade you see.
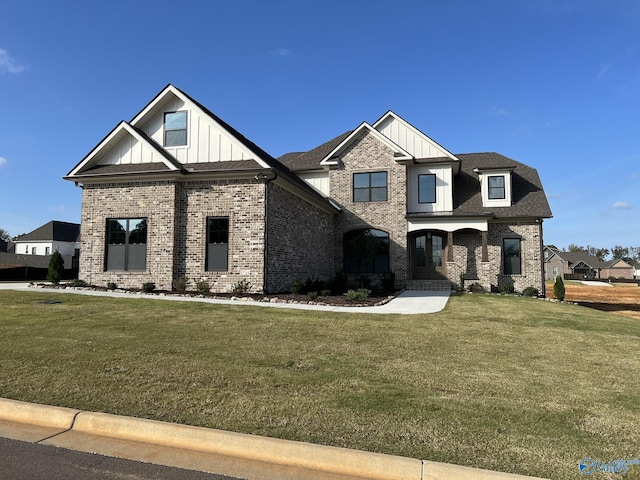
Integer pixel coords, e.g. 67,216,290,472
329,130,408,289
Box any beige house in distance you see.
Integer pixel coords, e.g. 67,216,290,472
65,85,552,295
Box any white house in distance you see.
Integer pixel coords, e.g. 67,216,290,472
12,221,80,257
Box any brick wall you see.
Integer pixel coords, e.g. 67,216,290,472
174,179,266,293
329,130,408,289
266,183,334,293
79,181,177,290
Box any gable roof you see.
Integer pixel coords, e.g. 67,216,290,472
319,122,413,167
13,221,80,243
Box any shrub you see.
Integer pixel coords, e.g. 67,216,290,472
469,282,485,293
307,291,318,300
141,282,156,293
345,288,371,301
522,286,539,297
106,282,117,290
173,276,188,293
553,275,565,301
232,279,251,294
69,279,88,287
195,280,211,294
330,273,348,295
320,289,332,297
499,282,515,294
47,251,65,285
290,278,305,294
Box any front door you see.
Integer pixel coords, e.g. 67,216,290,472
413,233,446,280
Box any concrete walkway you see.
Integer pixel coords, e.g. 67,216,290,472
0,282,450,314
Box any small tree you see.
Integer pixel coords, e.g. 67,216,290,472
553,275,565,301
47,251,65,285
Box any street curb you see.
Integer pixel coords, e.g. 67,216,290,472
0,397,79,430
0,398,548,480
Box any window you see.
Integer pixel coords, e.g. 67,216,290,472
353,172,387,202
31,247,37,255
343,229,390,274
105,218,147,271
418,174,436,204
45,247,50,255
503,238,521,275
488,175,505,199
206,217,229,271
164,111,187,147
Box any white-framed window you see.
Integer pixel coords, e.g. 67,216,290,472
31,247,37,255
45,247,50,255
164,111,188,147
488,175,506,199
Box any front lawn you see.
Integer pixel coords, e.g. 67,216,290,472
0,290,639,479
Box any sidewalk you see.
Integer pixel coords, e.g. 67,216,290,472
0,282,450,314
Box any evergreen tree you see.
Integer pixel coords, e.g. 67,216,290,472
47,251,65,285
553,275,565,301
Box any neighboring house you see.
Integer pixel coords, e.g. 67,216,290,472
543,246,635,280
12,221,81,257
64,84,552,294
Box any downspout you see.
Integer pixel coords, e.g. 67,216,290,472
539,219,545,297
255,172,276,293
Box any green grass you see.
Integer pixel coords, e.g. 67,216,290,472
1,290,639,479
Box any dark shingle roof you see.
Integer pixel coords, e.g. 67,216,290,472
453,153,552,219
14,221,80,243
278,131,353,171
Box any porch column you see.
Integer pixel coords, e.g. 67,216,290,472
481,231,488,262
447,231,454,262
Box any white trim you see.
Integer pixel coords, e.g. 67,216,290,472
131,85,271,169
407,217,488,233
68,122,181,177
319,122,413,166
372,111,459,161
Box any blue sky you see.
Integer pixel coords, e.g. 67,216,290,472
1,0,638,253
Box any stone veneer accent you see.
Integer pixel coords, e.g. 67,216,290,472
266,182,334,293
329,130,408,289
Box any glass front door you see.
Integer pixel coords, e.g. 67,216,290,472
413,233,445,280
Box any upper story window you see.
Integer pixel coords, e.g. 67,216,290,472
164,111,187,147
418,174,436,204
353,172,387,202
488,175,506,199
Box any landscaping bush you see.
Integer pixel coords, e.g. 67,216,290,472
46,251,65,285
290,278,305,294
68,279,88,287
232,279,251,294
553,275,565,301
345,288,371,301
320,289,332,297
522,286,539,297
195,280,210,294
307,291,318,300
141,282,156,293
469,282,485,293
106,282,117,290
330,273,348,295
499,282,515,294
173,276,188,293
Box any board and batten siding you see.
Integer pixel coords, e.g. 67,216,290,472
137,96,256,165
406,164,453,213
375,116,452,159
297,171,330,196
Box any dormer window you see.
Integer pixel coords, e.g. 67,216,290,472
488,175,505,199
476,167,513,207
164,111,187,146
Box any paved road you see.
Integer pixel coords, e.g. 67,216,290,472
0,437,240,480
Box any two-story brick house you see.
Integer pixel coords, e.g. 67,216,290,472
65,84,552,295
